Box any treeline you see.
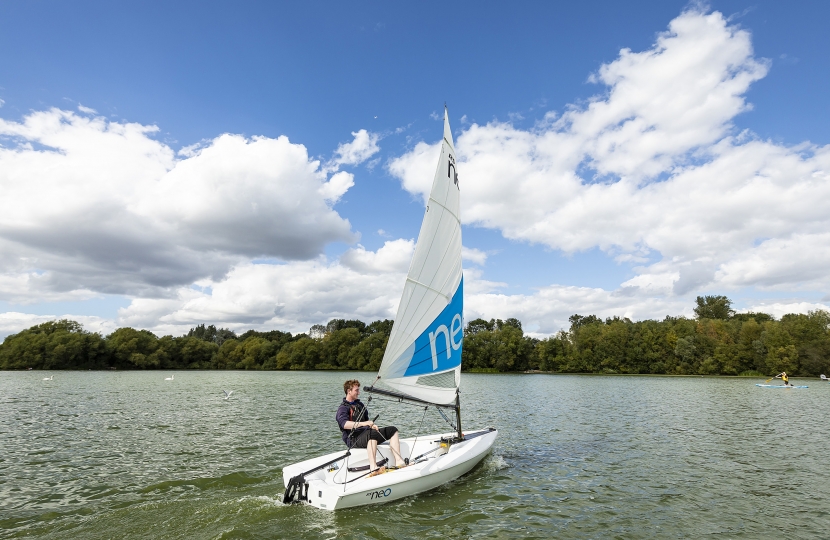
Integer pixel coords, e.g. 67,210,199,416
1,296,829,376
525,296,830,377
0,318,391,371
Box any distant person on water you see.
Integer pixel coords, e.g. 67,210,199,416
774,372,792,386
336,380,407,476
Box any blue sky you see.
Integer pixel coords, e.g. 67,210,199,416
1,1,829,338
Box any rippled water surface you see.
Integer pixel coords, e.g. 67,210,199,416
2,371,829,539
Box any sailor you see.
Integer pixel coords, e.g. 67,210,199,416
336,379,407,476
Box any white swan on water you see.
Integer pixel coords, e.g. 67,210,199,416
43,375,53,381
165,374,174,381
223,390,233,400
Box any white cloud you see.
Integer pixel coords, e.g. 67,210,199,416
4,8,829,340
0,109,356,301
329,129,381,168
466,284,692,338
114,244,537,337
461,247,488,266
0,312,117,339
388,8,830,302
387,140,439,204
741,301,830,320
318,171,354,203
340,239,414,274
77,104,97,114
117,255,408,336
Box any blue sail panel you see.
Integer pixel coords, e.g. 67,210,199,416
403,279,463,377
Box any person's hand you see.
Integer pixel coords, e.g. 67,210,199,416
371,423,379,431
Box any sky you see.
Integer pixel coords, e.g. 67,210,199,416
1,0,829,339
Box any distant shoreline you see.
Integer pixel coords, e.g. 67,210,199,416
4,310,829,377
6,368,819,381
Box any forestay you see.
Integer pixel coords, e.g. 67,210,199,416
377,108,462,406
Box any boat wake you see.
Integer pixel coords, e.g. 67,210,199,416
483,454,509,472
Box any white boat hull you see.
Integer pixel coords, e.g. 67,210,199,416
281,428,497,510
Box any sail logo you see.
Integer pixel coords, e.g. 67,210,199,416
366,488,392,500
429,313,463,369
447,153,459,187
403,279,464,377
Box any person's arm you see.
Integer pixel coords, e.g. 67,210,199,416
343,419,376,430
344,406,379,431
337,404,376,431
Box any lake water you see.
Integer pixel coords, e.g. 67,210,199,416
1,371,828,539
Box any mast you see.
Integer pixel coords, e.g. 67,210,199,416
455,390,463,440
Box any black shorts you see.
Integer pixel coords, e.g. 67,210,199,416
349,426,398,448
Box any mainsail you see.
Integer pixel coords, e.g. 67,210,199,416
376,108,462,406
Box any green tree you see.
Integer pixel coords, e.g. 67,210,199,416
0,320,108,370
275,337,321,370
694,295,734,320
319,327,362,369
106,327,161,369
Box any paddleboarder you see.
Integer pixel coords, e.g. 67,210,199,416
336,379,407,476
773,371,792,386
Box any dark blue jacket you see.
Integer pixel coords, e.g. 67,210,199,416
336,398,369,446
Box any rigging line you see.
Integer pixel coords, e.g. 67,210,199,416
407,406,429,463
436,406,457,431
427,196,461,226
333,466,378,485
338,379,374,488
405,277,451,302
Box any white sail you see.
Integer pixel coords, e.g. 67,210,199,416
377,108,462,406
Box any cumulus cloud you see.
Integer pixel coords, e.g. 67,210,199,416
4,8,829,339
340,239,414,274
388,8,830,303
117,256,407,336
0,109,356,301
113,247,535,337
329,129,381,168
466,284,691,338
0,311,117,338
461,247,488,266
387,140,438,204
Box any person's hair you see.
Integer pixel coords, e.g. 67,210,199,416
344,379,360,395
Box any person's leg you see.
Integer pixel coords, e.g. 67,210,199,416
376,426,405,467
388,431,406,467
367,439,379,470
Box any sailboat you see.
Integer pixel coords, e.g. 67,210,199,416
281,107,498,510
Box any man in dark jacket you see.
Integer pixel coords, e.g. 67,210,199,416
336,379,406,475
